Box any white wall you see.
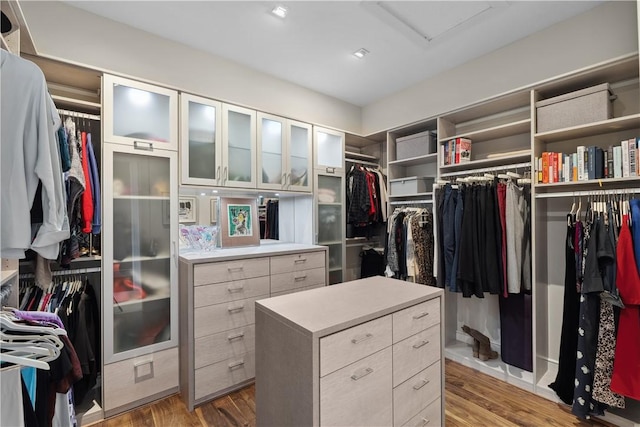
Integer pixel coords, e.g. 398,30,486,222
19,1,363,134
362,1,639,135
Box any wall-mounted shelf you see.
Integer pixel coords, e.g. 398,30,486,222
439,119,531,144
440,155,531,175
388,153,438,167
534,114,640,143
388,192,433,199
535,176,640,189
344,151,378,162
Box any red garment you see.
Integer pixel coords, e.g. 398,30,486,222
365,170,377,218
80,131,94,233
497,183,508,297
610,215,640,400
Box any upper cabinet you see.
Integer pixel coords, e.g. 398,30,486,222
257,113,312,192
180,94,223,186
222,104,257,188
103,74,178,151
314,126,345,173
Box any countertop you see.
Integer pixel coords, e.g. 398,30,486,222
256,276,443,338
179,240,327,264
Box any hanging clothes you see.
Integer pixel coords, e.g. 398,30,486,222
610,213,640,400
0,50,69,260
549,214,581,404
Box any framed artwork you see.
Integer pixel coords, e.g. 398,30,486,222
219,197,260,248
210,198,218,224
178,196,197,223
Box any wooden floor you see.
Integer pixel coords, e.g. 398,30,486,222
90,360,614,427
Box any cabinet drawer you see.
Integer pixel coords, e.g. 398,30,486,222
194,351,256,400
320,347,392,427
270,251,325,274
194,258,269,286
393,361,441,427
393,325,440,387
103,347,179,412
401,396,441,427
195,325,255,369
270,267,326,294
393,298,440,344
194,276,270,308
320,315,392,377
194,296,263,338
270,283,325,298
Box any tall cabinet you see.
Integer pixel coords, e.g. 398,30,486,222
313,126,345,285
101,74,180,416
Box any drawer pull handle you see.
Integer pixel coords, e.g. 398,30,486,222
413,312,430,319
133,359,154,383
420,417,430,426
133,141,153,151
228,304,245,313
350,367,373,381
413,379,430,390
326,167,336,174
228,266,244,272
227,286,244,293
351,333,373,344
228,360,245,370
413,340,429,349
227,332,245,341
294,258,307,264
294,275,307,282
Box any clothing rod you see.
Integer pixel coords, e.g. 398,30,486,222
535,188,640,199
439,162,531,178
19,267,101,279
57,109,101,121
390,199,433,205
345,158,379,167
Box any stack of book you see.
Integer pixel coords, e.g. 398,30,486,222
442,137,472,166
535,137,640,184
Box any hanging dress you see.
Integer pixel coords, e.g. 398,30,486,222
549,214,580,404
610,213,640,400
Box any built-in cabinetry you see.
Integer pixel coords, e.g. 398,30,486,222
102,75,180,416
255,276,444,427
532,55,640,424
178,243,328,411
314,127,346,285
257,113,313,192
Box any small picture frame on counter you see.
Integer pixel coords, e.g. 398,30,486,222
219,197,259,248
178,196,197,223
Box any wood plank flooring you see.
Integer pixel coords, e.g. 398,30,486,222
89,360,614,427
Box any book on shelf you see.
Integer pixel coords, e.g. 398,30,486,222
622,139,630,177
572,153,578,182
607,146,614,179
614,146,622,178
630,138,638,177
577,146,585,182
442,137,472,166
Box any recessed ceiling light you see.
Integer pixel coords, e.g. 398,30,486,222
275,193,280,197
200,192,206,196
271,5,288,19
353,48,369,59
211,190,218,194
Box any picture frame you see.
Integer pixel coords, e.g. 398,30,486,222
178,196,197,223
210,198,218,224
219,197,260,248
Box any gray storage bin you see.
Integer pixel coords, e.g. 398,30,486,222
536,83,613,133
396,131,436,160
389,176,434,196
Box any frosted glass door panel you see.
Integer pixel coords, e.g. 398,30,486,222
227,110,253,184
113,153,170,197
317,205,342,243
188,101,217,181
317,175,342,203
104,144,178,364
104,75,177,150
260,117,283,185
316,131,343,169
113,84,170,143
289,124,310,188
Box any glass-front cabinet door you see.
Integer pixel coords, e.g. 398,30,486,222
287,120,312,192
222,104,256,188
103,143,178,363
314,126,344,173
257,112,285,190
315,173,345,285
103,74,178,151
180,94,222,186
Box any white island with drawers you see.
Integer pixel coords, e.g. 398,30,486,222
255,276,444,427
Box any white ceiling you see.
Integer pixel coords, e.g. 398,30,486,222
63,1,603,107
